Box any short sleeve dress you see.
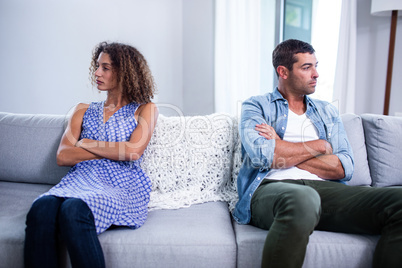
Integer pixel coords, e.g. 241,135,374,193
40,101,152,234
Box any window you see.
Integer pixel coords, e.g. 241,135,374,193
283,0,312,43
215,0,342,114
270,0,341,102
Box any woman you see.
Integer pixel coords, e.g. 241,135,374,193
24,42,158,268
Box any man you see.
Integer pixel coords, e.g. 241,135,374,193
232,39,402,268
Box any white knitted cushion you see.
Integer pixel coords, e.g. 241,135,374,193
142,114,239,211
230,124,241,211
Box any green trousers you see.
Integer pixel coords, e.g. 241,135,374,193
250,179,402,268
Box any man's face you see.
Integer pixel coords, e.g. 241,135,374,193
287,52,319,96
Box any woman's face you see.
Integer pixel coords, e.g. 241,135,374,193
94,52,118,92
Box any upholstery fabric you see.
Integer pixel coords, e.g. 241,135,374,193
233,220,379,268
0,112,69,184
340,114,371,186
0,181,53,268
0,181,236,268
362,114,402,187
99,201,237,268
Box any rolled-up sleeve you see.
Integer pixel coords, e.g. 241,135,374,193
239,98,276,170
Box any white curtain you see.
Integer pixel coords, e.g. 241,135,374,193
214,0,261,116
333,0,357,114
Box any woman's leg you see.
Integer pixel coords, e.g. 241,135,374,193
25,195,64,268
250,180,321,268
58,198,105,268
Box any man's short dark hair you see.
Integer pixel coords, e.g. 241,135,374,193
272,39,315,77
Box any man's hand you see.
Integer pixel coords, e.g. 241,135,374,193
306,139,333,156
255,123,332,156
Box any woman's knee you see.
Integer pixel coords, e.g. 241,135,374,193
26,196,63,226
58,198,94,230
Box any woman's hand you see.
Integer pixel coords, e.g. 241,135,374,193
255,123,280,140
76,138,98,149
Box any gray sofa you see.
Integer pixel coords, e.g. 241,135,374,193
1,111,401,268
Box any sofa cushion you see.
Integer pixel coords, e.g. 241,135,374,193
99,201,237,268
141,114,238,211
362,114,402,187
0,181,236,268
340,114,371,186
0,181,53,268
0,112,70,185
233,221,379,268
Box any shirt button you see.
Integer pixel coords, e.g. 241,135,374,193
257,177,261,180
282,127,285,130
284,114,287,117
328,133,332,137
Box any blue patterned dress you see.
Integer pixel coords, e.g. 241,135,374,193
41,101,152,234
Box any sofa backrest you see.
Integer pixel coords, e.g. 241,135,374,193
2,111,400,210
362,114,402,187
0,112,70,185
340,114,372,186
0,112,240,210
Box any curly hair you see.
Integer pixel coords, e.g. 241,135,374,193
90,42,156,104
272,39,315,78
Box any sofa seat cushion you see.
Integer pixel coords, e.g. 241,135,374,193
234,221,379,268
0,180,236,268
98,201,236,268
0,181,53,268
362,114,402,187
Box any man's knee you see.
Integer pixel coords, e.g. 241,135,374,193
252,182,321,231
268,183,321,234
275,184,321,225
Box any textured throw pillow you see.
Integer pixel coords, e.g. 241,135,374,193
362,114,402,187
230,120,241,212
142,114,238,211
341,114,371,186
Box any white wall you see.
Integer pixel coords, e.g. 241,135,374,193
183,0,215,116
0,0,215,116
356,0,402,116
1,0,400,117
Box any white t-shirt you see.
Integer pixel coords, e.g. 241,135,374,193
265,109,324,181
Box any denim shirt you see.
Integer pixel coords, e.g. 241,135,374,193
232,88,354,224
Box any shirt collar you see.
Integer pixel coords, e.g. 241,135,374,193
271,87,286,102
271,87,316,109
